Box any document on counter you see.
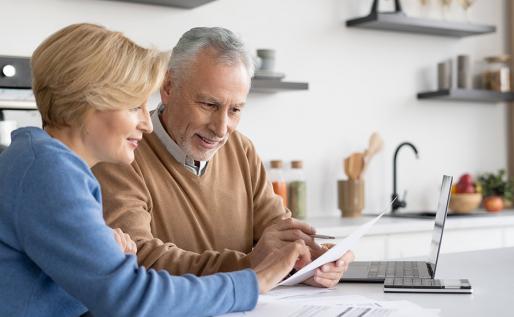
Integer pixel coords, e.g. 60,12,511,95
222,301,395,317
279,210,386,286
220,288,440,317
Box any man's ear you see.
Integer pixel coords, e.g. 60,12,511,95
160,70,173,104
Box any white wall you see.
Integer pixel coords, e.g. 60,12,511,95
0,0,508,217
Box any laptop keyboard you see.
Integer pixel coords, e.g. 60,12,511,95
384,277,443,288
367,261,427,279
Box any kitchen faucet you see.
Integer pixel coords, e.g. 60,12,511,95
391,142,419,213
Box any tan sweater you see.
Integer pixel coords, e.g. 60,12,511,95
92,131,286,276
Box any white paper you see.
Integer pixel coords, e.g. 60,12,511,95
260,285,335,301
220,291,440,317
279,211,386,286
222,302,394,317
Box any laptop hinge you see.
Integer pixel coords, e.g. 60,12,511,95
427,263,434,278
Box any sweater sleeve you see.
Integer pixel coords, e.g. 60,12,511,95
244,137,290,241
93,160,252,276
16,152,258,317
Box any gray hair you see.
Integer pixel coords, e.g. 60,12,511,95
169,27,254,83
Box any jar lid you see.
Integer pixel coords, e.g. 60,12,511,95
291,160,303,169
270,160,284,168
484,55,510,64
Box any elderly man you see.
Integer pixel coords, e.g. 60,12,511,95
93,27,352,288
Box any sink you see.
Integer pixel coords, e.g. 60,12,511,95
386,210,495,219
386,211,436,219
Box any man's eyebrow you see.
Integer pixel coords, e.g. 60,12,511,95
196,94,246,107
196,94,222,105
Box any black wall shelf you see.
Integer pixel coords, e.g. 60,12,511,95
346,12,496,37
346,0,495,37
417,89,514,103
250,79,309,93
110,0,217,9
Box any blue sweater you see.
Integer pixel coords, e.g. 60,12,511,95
0,127,258,317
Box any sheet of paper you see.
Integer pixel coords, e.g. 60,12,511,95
220,293,440,317
263,290,440,317
261,286,380,305
260,285,335,301
279,210,386,286
222,302,395,317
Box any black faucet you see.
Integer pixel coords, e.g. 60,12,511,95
392,142,419,213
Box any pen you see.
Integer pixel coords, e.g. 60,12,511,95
311,234,335,239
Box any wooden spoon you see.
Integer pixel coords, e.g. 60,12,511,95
363,132,383,173
344,157,351,179
348,152,365,180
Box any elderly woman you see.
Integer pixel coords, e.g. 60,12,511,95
0,23,309,317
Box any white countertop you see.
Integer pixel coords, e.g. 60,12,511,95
276,247,513,317
306,209,514,237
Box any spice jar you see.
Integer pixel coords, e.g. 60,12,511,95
269,160,287,207
288,160,307,219
482,55,511,92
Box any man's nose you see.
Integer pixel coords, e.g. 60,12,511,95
210,111,229,138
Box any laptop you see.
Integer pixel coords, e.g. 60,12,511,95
342,175,453,283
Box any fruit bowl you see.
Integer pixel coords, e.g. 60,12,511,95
449,193,482,213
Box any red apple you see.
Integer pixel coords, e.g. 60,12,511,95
456,173,476,193
459,174,473,186
483,196,503,212
457,181,475,193
462,185,476,193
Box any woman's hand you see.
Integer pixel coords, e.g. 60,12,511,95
112,228,137,255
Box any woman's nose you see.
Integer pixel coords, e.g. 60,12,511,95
138,107,153,134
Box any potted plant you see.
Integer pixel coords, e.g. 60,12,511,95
477,169,514,212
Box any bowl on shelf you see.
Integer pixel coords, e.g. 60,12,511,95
449,193,482,213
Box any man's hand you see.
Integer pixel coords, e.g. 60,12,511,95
302,250,354,288
254,240,310,293
112,228,137,255
248,218,322,268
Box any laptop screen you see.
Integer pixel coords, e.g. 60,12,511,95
427,175,453,277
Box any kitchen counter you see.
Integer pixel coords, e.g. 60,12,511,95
307,209,514,237
306,209,514,260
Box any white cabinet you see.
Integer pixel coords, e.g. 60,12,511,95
386,232,430,259
503,227,514,247
308,210,514,260
442,227,503,253
350,235,388,261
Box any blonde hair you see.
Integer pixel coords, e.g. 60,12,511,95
31,23,170,128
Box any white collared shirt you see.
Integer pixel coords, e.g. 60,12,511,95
151,104,208,176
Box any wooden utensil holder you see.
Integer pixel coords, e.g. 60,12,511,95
338,179,365,218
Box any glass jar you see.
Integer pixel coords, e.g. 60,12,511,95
269,160,287,207
482,55,511,92
288,160,307,219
